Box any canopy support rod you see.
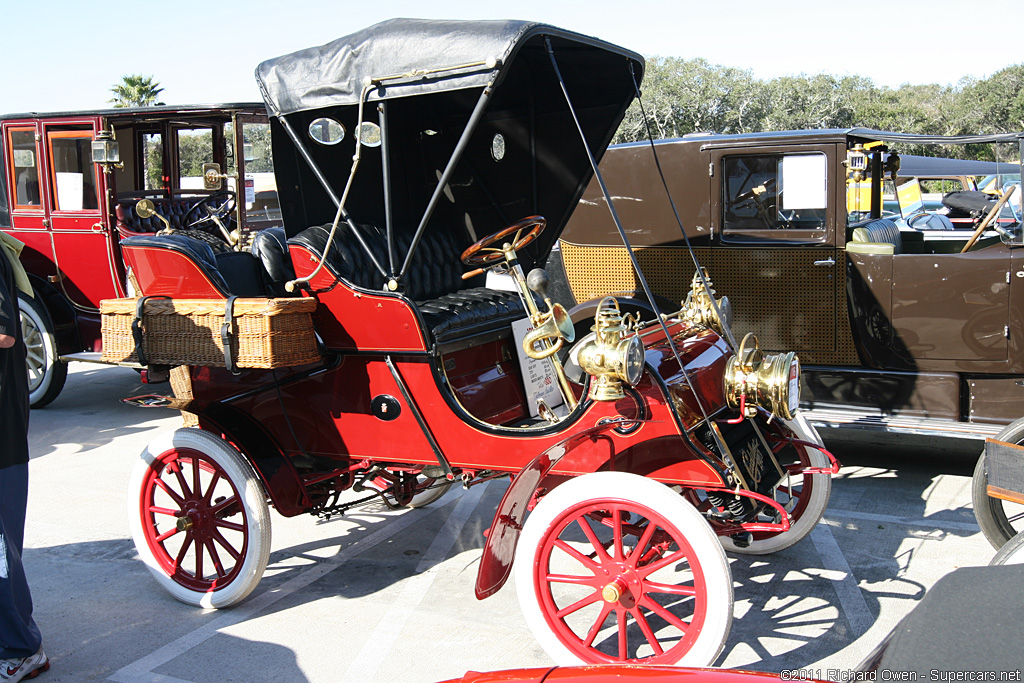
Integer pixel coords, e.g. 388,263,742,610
399,84,494,280
276,113,388,279
380,101,396,277
544,37,727,464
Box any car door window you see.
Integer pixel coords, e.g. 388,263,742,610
47,129,99,211
723,153,827,233
7,128,42,208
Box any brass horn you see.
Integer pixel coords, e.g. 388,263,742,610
523,303,575,360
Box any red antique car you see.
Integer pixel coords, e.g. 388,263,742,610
113,19,838,667
0,103,278,406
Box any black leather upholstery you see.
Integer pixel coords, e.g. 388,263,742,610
251,227,296,296
860,218,903,253
289,223,529,348
121,234,266,297
116,199,194,234
115,197,237,236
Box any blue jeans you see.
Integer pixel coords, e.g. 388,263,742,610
0,463,41,659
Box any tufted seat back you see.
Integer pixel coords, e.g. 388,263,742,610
849,218,902,256
289,223,530,349
116,198,195,235
121,234,266,298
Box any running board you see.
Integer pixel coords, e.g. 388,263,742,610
801,406,1003,440
59,351,142,368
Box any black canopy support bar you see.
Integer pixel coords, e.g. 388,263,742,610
399,84,495,281
276,113,388,279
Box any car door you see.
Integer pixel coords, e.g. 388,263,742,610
709,144,839,357
3,123,50,278
42,120,121,311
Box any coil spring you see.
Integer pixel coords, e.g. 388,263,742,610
708,492,746,518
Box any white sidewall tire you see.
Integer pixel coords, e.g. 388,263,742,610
514,471,733,667
127,428,271,608
990,529,1024,565
721,414,831,555
17,292,67,408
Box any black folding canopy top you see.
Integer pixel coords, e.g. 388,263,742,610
254,18,645,271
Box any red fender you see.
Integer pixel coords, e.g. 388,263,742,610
475,420,626,600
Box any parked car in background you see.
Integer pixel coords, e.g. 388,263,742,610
0,104,279,405
552,128,1024,441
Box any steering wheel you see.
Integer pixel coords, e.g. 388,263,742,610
184,190,236,230
461,216,546,267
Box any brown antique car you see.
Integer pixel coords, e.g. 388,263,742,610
0,104,280,406
548,128,1024,546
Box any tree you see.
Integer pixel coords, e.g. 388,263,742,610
108,74,164,108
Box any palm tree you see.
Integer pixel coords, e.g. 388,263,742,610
108,74,164,108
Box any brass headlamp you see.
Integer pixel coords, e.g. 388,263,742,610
724,333,800,420
679,269,732,336
576,297,644,402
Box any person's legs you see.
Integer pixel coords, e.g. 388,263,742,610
0,463,41,659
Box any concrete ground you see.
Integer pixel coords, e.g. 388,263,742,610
20,364,994,682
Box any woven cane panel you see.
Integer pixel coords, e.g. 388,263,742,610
559,241,859,366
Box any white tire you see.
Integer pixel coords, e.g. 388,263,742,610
514,471,732,666
127,428,271,608
18,292,67,408
719,413,832,554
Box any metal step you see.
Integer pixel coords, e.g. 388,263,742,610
59,351,141,368
801,406,1004,440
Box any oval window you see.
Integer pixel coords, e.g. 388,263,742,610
308,118,345,145
491,133,506,162
358,122,382,148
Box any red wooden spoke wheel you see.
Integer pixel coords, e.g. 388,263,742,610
128,428,271,608
700,415,831,555
515,472,732,667
460,216,546,266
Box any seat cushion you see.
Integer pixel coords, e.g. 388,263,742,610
418,288,528,346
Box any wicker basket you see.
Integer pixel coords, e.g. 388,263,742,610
100,296,321,369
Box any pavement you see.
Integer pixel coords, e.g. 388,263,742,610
20,363,996,682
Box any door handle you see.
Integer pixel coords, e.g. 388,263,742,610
813,257,836,267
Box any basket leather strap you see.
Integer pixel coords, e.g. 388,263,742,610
221,295,240,375
132,296,171,367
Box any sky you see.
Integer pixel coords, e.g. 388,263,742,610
3,0,1023,114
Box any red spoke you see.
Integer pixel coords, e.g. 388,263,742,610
154,527,181,544
582,602,613,648
553,538,601,573
555,591,602,619
214,518,245,533
211,529,243,562
171,461,193,499
638,548,687,578
611,509,624,561
617,609,628,660
174,534,194,571
202,470,222,506
576,516,612,563
641,595,691,633
194,538,204,579
205,540,227,578
644,580,697,597
153,477,184,506
546,573,598,586
629,521,656,567
192,459,201,504
210,495,240,519
148,505,180,517
633,609,665,656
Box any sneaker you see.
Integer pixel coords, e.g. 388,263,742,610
0,649,49,683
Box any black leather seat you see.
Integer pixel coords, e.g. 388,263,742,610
121,234,265,297
289,223,528,350
251,227,296,296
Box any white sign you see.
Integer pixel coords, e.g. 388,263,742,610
511,317,564,418
781,154,827,210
